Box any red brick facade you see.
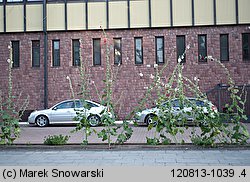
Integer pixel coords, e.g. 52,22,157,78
0,25,250,119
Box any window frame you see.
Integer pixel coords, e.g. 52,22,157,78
32,40,40,67
72,39,80,66
198,34,207,62
134,37,143,65
11,40,20,68
52,40,60,67
93,38,101,66
176,35,186,63
242,33,250,61
220,34,229,61
155,36,165,64
114,38,122,65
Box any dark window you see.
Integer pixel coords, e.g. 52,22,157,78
52,40,60,67
114,38,122,65
135,37,143,64
93,39,101,66
220,34,229,61
72,39,80,66
32,40,40,67
176,35,185,63
12,41,20,68
198,35,207,62
243,33,250,61
156,36,164,64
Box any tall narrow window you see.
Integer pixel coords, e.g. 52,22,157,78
198,35,207,62
135,37,143,64
176,35,185,63
32,40,40,67
242,33,250,61
93,39,101,66
52,40,60,67
114,38,122,65
12,41,20,68
220,34,229,61
156,37,164,64
72,39,80,66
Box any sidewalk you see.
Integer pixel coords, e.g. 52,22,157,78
1,123,250,166
14,123,250,145
1,146,250,166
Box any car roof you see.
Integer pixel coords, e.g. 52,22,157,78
171,97,208,101
52,99,102,108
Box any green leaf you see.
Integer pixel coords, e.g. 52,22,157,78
242,115,248,121
162,138,171,145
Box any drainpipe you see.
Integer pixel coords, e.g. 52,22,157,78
43,0,48,109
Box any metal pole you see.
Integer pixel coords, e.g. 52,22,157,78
43,0,48,109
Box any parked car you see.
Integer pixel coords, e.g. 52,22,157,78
28,99,110,127
135,97,218,126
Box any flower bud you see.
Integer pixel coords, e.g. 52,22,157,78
178,58,182,63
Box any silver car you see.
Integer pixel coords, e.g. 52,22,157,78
135,98,218,125
28,99,109,127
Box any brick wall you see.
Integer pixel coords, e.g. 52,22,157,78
0,25,250,119
0,33,44,110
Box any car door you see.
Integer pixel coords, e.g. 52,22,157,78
50,101,75,123
172,99,192,120
73,100,88,118
171,99,181,116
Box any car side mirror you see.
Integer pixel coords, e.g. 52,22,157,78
53,107,58,111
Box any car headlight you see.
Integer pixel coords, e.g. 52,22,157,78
134,112,142,119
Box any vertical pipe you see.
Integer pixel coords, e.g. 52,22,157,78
235,0,239,24
213,0,217,25
86,0,88,30
218,85,221,112
191,0,194,26
148,0,151,27
64,0,67,30
127,0,130,28
170,0,173,27
106,0,109,29
24,0,26,32
3,0,6,33
43,0,48,109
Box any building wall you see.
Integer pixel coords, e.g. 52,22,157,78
0,25,250,118
0,0,250,33
0,32,44,110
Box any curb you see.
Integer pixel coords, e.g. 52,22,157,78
1,143,250,151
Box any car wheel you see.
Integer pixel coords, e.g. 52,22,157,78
36,115,49,127
87,115,101,127
145,114,158,126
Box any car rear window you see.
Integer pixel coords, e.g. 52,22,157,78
86,101,99,108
